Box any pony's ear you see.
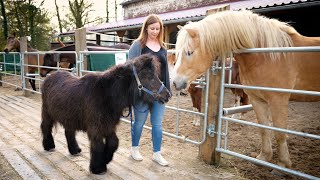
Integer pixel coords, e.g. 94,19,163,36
177,25,183,30
185,28,198,38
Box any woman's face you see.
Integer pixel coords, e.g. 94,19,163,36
147,22,161,40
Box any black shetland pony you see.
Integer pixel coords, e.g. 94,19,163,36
41,54,171,174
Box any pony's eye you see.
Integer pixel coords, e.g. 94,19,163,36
186,51,194,56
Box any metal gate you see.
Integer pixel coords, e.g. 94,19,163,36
215,46,320,180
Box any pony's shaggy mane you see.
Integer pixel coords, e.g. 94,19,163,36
176,10,298,60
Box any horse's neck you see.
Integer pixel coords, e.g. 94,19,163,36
27,46,38,52
15,40,37,52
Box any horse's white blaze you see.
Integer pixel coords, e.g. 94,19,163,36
172,51,188,90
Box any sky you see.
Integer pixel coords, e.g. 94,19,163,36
34,0,123,31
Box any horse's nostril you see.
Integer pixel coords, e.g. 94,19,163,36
182,81,187,89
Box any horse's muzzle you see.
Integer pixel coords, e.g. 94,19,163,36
173,80,187,91
4,48,9,54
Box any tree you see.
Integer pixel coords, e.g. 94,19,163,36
114,0,117,21
0,0,8,40
54,0,64,41
4,0,53,50
106,0,109,22
67,0,93,29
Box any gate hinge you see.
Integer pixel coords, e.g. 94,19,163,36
207,124,216,137
211,61,221,75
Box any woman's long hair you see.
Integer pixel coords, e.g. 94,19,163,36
136,14,166,48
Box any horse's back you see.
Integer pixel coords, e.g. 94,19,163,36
237,35,320,102
290,35,320,101
42,71,79,96
42,71,87,129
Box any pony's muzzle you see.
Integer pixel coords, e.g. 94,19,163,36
4,48,9,53
157,88,171,104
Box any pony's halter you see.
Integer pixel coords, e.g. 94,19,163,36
132,65,166,98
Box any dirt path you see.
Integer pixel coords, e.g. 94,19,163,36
0,86,241,179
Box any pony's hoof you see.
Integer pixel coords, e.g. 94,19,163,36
44,148,55,152
70,148,81,155
43,144,55,152
90,166,107,175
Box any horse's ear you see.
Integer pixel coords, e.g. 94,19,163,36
185,28,198,38
177,25,183,30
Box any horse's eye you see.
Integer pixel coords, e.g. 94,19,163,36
186,51,194,56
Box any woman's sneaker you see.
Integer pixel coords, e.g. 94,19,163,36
152,151,169,166
131,146,143,161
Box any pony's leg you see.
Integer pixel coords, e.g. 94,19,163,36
269,99,292,168
105,132,119,164
251,98,273,162
40,113,55,151
88,134,107,174
65,130,81,155
29,77,36,91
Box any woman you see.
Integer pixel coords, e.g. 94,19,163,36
128,14,171,166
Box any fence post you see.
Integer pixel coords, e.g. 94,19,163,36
199,66,222,165
20,37,31,97
75,27,87,76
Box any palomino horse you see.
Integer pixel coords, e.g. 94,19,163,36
168,53,249,125
4,36,44,91
172,10,320,169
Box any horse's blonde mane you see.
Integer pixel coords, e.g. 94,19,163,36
177,10,298,60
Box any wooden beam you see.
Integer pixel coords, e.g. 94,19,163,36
75,27,87,75
96,34,101,46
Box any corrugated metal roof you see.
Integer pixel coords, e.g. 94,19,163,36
61,0,315,35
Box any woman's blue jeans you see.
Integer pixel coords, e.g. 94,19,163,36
131,100,165,152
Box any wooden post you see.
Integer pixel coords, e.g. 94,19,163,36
199,67,222,165
20,37,31,97
198,5,230,165
75,27,87,76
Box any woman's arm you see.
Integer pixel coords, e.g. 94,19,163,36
128,41,142,60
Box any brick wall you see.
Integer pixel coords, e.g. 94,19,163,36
122,0,221,19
